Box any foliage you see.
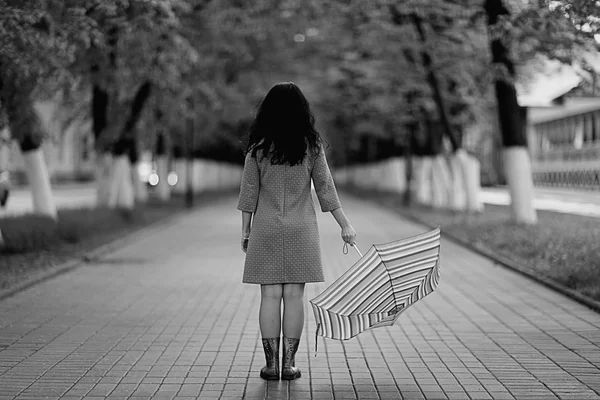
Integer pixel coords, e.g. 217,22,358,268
501,0,599,66
2,0,599,163
0,0,97,146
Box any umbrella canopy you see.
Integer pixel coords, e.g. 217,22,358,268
310,227,441,341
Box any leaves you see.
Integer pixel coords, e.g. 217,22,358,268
1,0,598,163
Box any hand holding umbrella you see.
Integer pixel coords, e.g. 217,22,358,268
311,227,441,354
332,208,357,247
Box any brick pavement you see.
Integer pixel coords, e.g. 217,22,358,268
0,192,599,400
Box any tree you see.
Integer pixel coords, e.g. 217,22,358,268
483,0,599,224
83,0,197,208
0,0,97,218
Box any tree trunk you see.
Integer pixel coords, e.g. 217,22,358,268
128,137,147,203
449,149,483,212
21,147,57,218
155,155,171,201
155,133,171,201
95,152,112,207
413,116,443,207
131,160,148,203
485,0,537,224
503,147,535,220
431,155,452,208
403,128,414,206
1,76,57,219
107,154,134,209
449,150,468,211
414,157,433,205
410,13,462,152
92,83,111,207
105,82,152,208
18,136,55,219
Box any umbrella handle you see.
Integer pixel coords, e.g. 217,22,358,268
315,323,320,357
353,244,363,258
343,242,363,258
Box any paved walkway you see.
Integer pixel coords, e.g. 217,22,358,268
0,193,599,400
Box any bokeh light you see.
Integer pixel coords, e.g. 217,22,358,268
306,27,319,37
167,172,178,186
148,173,159,186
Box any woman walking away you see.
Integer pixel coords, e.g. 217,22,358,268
238,82,356,381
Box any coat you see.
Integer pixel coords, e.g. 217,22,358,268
237,146,341,284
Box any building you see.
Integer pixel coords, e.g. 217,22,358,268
518,55,600,190
526,97,600,189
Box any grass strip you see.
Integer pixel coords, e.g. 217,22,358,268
343,186,600,303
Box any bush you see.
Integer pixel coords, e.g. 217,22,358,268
0,215,59,253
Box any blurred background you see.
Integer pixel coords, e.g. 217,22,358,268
1,0,599,219
0,0,599,326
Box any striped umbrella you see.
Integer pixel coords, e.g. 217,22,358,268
310,227,441,345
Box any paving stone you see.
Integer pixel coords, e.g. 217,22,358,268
0,194,599,399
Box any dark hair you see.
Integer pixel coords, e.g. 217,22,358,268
246,82,322,166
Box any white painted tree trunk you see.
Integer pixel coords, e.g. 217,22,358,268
414,157,434,205
96,152,112,207
430,155,452,208
449,150,484,213
449,150,468,211
503,147,537,224
465,156,484,212
131,162,148,203
155,155,171,201
388,157,406,193
22,148,57,219
107,155,135,210
172,159,186,194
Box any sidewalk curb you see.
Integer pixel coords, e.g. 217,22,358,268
0,206,192,302
345,190,600,314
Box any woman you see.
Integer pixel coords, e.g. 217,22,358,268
238,82,356,381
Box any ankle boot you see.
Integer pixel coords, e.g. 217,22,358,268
281,337,301,380
260,338,280,380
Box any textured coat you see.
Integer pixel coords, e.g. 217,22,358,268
237,146,341,284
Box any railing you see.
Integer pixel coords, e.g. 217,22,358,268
536,143,600,163
531,142,600,190
532,169,600,190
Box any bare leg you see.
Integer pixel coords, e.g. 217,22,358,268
281,283,304,380
259,284,283,338
282,283,305,338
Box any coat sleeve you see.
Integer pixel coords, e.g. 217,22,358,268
311,147,341,212
237,152,260,213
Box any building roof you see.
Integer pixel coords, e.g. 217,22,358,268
528,97,600,124
517,53,600,107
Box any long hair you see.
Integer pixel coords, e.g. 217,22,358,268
246,82,322,166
